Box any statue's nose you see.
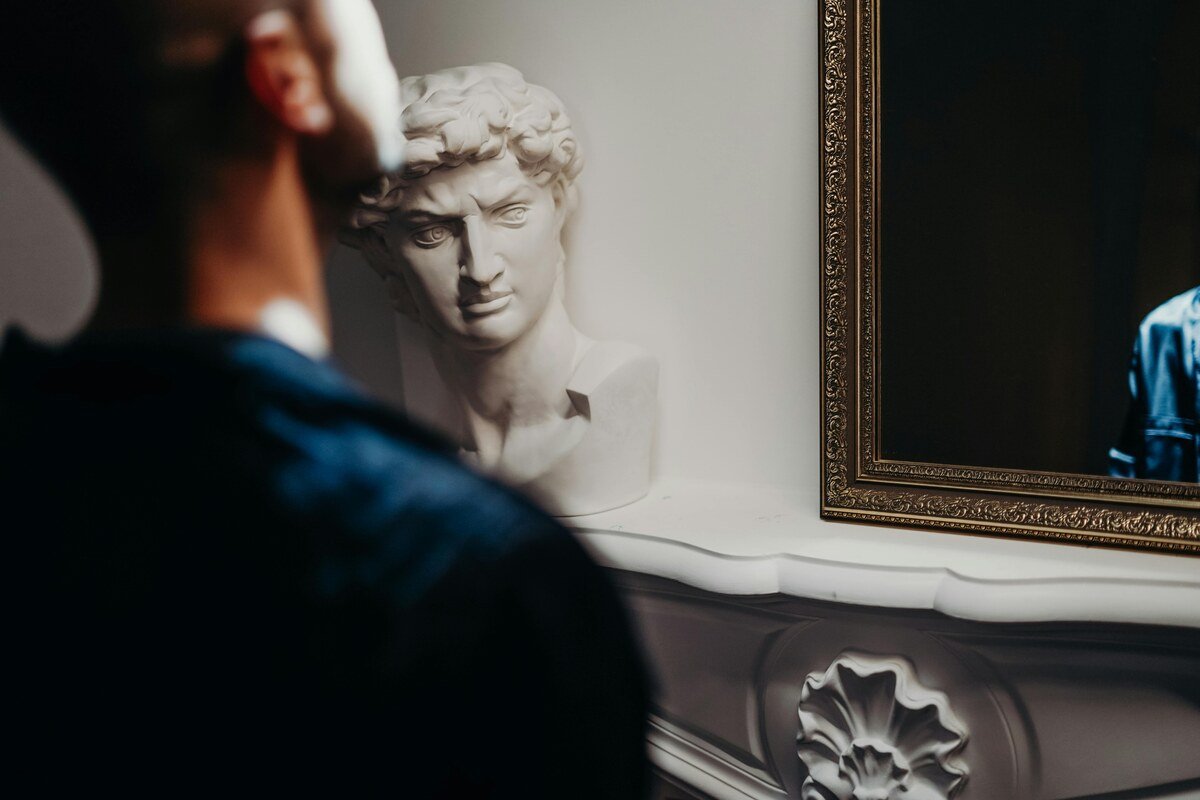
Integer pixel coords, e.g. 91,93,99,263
459,217,504,285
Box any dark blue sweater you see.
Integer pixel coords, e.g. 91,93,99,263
0,326,649,797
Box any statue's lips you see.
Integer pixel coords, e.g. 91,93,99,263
460,292,513,317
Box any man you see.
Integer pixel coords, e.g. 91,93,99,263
0,2,649,795
343,63,658,517
1109,285,1200,481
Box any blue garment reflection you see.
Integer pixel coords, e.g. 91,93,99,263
1109,286,1200,481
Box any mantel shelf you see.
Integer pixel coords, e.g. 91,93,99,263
570,478,1200,629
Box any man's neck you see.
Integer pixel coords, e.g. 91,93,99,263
86,141,333,357
186,140,331,357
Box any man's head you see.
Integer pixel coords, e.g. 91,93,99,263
342,63,584,352
0,0,402,237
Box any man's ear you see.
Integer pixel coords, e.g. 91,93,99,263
244,10,332,135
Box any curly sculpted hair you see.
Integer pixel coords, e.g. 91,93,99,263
342,62,584,250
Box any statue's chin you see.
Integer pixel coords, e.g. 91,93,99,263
426,314,533,355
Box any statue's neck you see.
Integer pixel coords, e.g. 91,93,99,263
433,300,587,453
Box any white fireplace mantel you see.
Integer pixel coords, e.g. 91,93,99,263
580,480,1200,800
572,478,1200,629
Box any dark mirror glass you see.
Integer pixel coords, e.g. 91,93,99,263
879,0,1200,481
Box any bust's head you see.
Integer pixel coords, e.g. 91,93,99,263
343,63,584,352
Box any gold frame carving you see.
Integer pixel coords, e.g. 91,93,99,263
818,0,1200,554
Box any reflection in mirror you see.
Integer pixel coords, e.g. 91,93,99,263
879,0,1199,481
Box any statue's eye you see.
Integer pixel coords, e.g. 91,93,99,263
412,224,453,248
496,205,529,226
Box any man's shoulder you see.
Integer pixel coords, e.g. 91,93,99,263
284,408,555,536
259,392,569,597
197,331,554,545
1131,287,1198,380
1139,286,1200,338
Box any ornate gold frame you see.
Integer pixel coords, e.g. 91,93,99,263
818,0,1200,554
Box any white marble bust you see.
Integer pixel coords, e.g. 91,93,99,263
342,63,657,516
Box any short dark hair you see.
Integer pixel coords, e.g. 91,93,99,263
0,0,292,233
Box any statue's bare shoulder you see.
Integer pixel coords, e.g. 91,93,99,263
567,340,658,419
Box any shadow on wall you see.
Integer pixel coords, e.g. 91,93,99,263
325,243,407,410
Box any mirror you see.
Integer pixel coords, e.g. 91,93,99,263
820,0,1200,552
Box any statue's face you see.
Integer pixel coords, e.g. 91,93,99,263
387,152,565,351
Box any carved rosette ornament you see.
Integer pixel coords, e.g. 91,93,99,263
796,653,968,800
